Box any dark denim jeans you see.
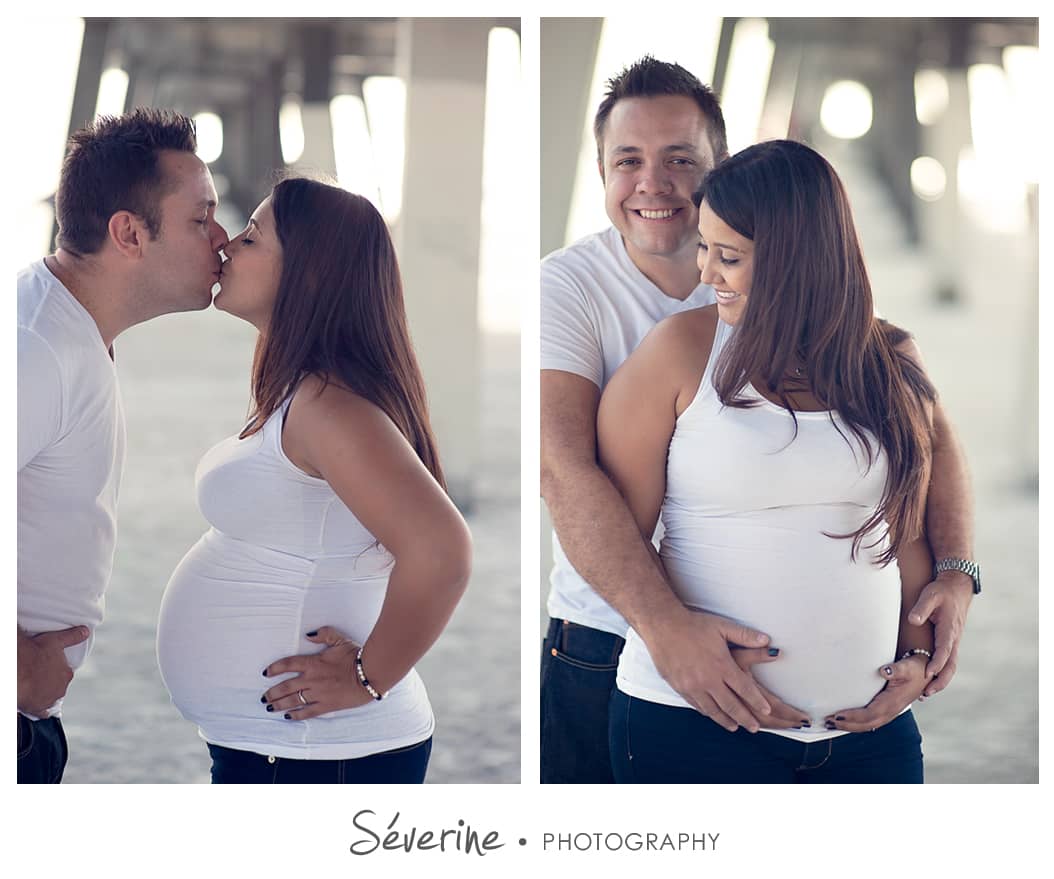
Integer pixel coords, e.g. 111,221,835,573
540,617,625,784
610,689,924,783
17,714,69,784
207,737,432,784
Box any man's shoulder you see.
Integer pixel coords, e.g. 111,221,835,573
542,227,620,278
541,227,646,313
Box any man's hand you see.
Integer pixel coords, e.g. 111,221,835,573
261,626,374,721
907,571,972,696
824,655,933,732
17,626,89,717
642,608,774,733
731,646,812,731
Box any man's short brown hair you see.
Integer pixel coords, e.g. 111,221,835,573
593,56,728,162
55,108,198,256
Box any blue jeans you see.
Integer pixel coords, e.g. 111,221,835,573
17,714,68,784
610,690,924,783
207,737,432,784
540,617,625,783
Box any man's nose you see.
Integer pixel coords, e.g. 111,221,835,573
635,164,673,195
212,221,230,251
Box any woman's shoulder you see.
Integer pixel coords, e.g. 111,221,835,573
657,305,716,339
609,305,719,408
289,374,394,439
640,304,719,370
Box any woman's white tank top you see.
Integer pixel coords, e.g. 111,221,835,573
157,396,434,759
616,317,904,741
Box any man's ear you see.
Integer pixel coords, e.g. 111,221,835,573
596,156,605,184
107,211,148,257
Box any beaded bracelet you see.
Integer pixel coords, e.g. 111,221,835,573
899,647,933,662
355,647,384,701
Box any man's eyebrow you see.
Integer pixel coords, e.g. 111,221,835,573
609,143,700,155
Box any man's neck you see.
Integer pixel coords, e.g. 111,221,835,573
623,241,700,301
45,250,126,351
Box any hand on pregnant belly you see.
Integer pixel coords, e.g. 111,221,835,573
731,647,812,731
823,654,934,732
261,626,374,720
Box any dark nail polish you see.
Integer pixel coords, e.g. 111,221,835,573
800,720,810,727
306,630,318,637
283,713,291,720
825,720,836,730
835,715,845,721
266,705,274,712
767,647,780,657
262,669,268,677
260,695,266,703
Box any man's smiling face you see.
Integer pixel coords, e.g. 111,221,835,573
599,94,717,275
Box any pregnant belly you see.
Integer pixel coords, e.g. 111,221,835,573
654,523,903,723
156,530,388,729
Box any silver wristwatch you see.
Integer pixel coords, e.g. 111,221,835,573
933,558,982,595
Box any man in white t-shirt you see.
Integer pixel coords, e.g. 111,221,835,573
17,109,229,783
540,57,978,783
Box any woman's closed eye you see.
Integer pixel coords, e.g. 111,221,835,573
699,242,739,266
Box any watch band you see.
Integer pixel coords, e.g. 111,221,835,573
933,558,982,595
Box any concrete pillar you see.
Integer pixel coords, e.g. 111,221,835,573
711,17,739,98
54,19,111,249
758,38,801,141
917,68,971,305
868,62,922,246
67,19,110,133
395,18,489,509
540,18,601,257
295,24,337,179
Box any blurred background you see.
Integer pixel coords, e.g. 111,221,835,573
540,17,1039,783
13,17,521,783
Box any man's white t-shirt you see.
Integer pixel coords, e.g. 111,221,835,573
18,260,126,718
540,226,715,636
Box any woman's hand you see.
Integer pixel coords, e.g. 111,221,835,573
824,655,934,732
261,626,374,720
730,647,813,731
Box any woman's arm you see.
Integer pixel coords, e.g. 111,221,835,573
262,376,471,717
596,308,715,538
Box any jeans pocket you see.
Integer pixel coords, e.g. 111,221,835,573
549,648,620,673
17,714,34,760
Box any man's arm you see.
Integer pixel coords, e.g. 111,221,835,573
908,399,975,696
541,367,778,732
17,625,89,717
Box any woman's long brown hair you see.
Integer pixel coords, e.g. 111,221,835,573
695,140,934,565
240,176,445,490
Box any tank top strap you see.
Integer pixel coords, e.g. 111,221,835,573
678,315,735,420
702,318,735,384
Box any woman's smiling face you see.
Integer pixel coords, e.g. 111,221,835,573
696,199,754,325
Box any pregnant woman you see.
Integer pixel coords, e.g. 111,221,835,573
598,140,938,783
157,177,471,784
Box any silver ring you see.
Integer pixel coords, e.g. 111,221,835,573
297,689,307,705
